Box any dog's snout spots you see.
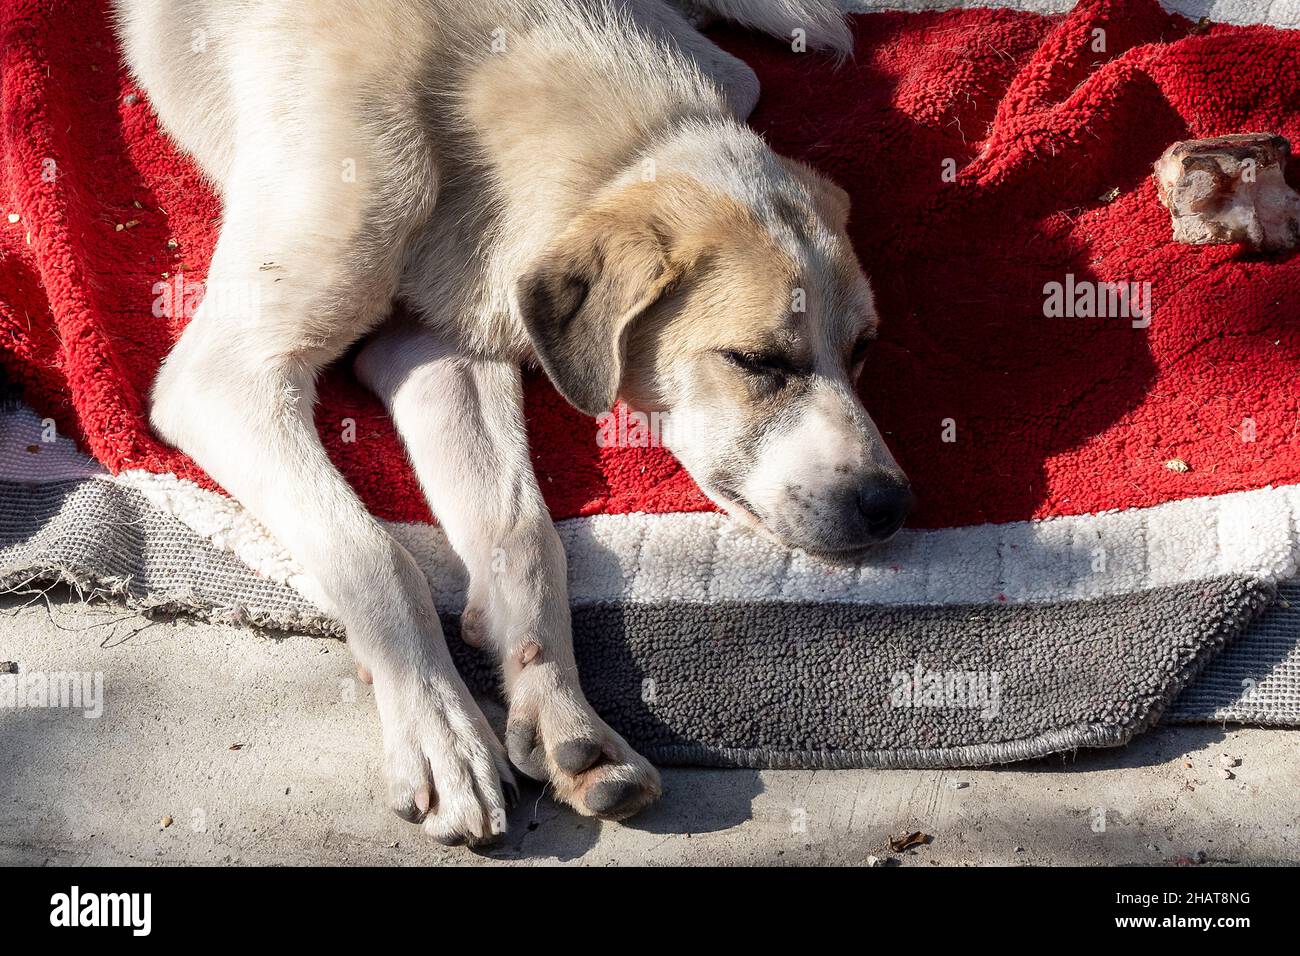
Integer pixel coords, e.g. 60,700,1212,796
784,481,817,512
770,471,913,553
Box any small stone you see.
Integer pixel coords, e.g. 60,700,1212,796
1218,767,1235,780
0,661,17,675
6,213,18,224
865,855,883,867
166,238,178,249
951,781,970,790
1217,753,1239,769
1154,133,1300,252
1165,458,1191,473
159,816,173,830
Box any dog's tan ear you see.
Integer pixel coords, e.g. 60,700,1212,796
519,210,676,416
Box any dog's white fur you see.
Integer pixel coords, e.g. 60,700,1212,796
112,0,905,844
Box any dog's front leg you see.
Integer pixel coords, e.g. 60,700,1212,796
357,322,662,821
152,334,516,845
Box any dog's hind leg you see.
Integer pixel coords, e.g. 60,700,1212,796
356,320,662,822
147,93,515,846
670,0,853,57
642,0,762,118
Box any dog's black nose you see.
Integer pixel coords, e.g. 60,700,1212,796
856,477,914,542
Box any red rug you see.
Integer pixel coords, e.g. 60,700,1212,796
2,0,1299,530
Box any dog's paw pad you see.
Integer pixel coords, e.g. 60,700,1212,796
505,687,661,822
583,778,645,818
552,737,603,775
505,721,547,781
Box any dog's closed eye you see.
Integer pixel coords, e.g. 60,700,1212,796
849,330,876,366
720,349,801,380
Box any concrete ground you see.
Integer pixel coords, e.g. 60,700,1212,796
1,591,1296,867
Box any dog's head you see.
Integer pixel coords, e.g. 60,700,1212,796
518,148,911,555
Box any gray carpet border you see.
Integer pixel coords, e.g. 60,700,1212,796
1165,580,1300,725
439,583,1275,769
0,476,1292,769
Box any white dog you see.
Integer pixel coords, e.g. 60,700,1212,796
112,0,912,845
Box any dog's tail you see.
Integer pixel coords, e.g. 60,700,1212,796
677,0,854,60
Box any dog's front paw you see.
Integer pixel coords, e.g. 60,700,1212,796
375,670,517,846
504,668,661,822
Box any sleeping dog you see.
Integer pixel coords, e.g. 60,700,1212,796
112,0,912,845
